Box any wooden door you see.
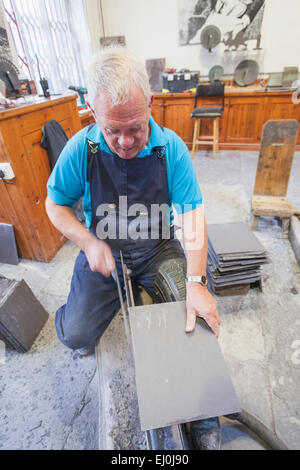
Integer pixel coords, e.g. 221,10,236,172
151,98,165,127
226,96,263,144
21,130,66,261
164,98,194,144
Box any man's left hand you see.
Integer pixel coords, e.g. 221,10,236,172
185,283,221,336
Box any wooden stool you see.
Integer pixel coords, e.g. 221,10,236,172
192,115,221,159
191,82,224,159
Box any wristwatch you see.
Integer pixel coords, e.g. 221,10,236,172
186,275,207,286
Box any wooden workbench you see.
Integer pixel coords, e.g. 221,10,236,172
79,87,300,150
152,87,300,150
0,95,82,262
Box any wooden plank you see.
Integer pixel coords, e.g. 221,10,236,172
253,119,299,197
252,195,300,217
129,301,240,431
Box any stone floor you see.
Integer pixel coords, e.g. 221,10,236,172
0,149,299,450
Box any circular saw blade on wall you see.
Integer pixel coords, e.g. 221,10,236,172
209,65,224,83
0,56,20,97
200,25,221,52
234,59,259,87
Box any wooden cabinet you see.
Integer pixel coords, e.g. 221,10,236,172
163,97,194,143
225,96,263,146
80,109,95,128
151,98,164,126
264,95,300,123
0,95,82,262
153,89,300,150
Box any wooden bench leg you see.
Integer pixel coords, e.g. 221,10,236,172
213,119,218,158
216,117,220,152
191,119,200,158
212,118,218,159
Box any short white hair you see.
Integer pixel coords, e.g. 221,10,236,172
88,47,151,107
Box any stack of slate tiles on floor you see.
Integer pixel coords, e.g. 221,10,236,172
0,276,49,352
207,222,268,295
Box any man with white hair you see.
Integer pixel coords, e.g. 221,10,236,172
46,48,221,450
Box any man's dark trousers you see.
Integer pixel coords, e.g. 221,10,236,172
55,238,185,350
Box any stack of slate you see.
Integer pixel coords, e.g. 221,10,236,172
207,222,268,296
0,277,49,352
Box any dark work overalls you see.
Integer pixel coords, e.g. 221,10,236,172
55,135,185,350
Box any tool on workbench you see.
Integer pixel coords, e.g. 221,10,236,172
68,85,88,109
36,54,50,98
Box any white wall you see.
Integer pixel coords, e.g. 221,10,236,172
84,0,104,54
261,0,300,72
95,0,300,75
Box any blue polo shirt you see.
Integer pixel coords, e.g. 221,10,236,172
47,116,202,228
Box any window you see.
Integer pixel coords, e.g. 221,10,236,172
2,0,91,94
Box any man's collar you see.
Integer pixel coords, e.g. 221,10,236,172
147,116,167,149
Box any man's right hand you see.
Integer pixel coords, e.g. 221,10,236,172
45,197,116,277
84,237,116,277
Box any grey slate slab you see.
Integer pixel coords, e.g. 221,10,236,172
208,253,261,273
0,278,49,352
207,222,267,257
0,223,19,265
208,240,266,264
129,301,240,431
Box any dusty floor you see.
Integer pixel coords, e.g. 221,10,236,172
0,149,299,450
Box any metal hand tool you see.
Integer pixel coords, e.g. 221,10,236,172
111,264,131,347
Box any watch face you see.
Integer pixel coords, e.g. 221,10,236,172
201,275,207,286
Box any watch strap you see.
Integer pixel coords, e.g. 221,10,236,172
186,275,207,286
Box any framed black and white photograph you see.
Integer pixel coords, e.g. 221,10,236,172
178,0,265,51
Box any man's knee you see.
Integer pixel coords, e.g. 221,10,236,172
55,300,116,350
55,316,95,350
55,305,98,350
